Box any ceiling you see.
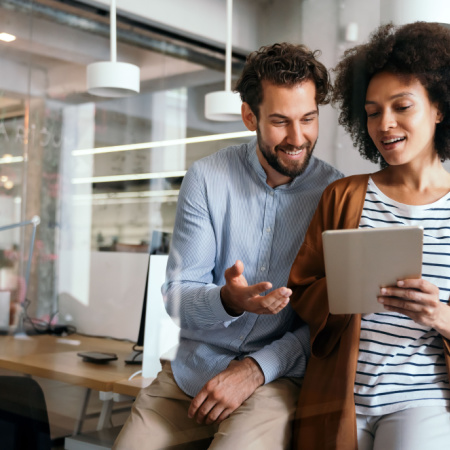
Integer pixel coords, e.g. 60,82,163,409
0,0,237,113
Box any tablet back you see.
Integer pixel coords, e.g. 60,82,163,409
323,226,423,314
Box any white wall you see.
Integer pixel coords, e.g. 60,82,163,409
257,0,304,46
298,0,380,175
59,251,149,341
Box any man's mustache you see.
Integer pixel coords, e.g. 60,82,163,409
275,143,311,152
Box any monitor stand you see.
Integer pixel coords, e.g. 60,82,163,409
124,350,143,365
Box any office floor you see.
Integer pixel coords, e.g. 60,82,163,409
0,368,131,449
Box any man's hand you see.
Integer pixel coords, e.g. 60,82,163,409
220,260,291,315
188,358,265,425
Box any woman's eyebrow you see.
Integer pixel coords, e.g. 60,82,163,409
365,92,414,105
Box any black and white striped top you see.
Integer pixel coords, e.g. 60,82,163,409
354,177,450,415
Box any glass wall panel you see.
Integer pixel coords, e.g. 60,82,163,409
0,1,252,340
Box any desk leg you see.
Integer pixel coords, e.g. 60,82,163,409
73,387,91,435
97,391,114,430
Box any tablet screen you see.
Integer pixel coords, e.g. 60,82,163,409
323,226,423,314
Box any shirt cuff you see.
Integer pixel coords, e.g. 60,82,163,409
207,285,244,326
248,348,283,385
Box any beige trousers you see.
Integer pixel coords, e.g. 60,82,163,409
113,362,302,450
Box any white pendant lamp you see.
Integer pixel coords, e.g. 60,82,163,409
87,0,140,97
380,0,450,25
205,0,242,121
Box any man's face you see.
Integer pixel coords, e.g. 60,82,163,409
245,80,319,186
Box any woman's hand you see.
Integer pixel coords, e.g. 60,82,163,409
378,278,450,339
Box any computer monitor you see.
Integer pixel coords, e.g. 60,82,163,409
135,264,150,350
141,253,180,378
126,231,173,364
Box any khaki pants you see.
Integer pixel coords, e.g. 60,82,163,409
113,362,302,450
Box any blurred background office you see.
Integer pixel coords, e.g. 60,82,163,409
0,0,449,444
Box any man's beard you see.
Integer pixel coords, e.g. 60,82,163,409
257,129,316,179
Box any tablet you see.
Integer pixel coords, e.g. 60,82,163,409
322,226,423,314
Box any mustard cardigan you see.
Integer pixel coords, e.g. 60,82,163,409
288,174,450,450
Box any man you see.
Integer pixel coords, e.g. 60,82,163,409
114,43,343,450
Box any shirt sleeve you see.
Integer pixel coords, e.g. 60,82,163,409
162,164,242,330
248,317,311,382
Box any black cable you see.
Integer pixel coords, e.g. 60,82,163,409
19,298,77,335
75,332,135,343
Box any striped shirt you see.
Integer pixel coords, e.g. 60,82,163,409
163,138,343,397
354,177,450,415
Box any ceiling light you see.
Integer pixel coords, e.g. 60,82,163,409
73,190,179,200
72,130,255,156
204,0,242,121
73,196,178,206
72,170,187,185
0,156,23,164
205,91,242,121
0,33,16,42
86,0,140,97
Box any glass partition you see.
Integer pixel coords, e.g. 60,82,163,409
0,1,252,335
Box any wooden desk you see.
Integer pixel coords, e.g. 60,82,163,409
113,376,153,398
0,334,138,391
0,334,138,433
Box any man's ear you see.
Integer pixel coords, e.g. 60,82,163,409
241,102,257,131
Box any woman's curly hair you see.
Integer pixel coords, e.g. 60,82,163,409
235,42,331,119
332,22,450,164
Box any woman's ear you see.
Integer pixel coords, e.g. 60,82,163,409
435,103,444,124
241,102,257,131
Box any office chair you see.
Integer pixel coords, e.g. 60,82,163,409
0,376,51,450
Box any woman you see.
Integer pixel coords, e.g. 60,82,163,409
288,22,450,450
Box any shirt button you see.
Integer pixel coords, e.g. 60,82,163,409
266,227,271,233
269,191,274,196
260,266,266,272
239,336,244,340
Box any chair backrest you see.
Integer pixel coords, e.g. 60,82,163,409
0,376,51,450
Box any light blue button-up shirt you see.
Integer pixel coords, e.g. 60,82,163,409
163,138,343,397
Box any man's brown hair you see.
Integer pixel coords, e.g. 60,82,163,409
234,42,331,119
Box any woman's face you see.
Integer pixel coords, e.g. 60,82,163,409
365,71,442,167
